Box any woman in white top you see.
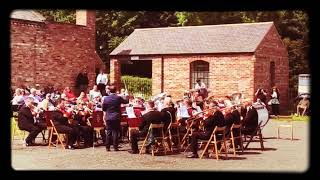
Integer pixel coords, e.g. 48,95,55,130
269,86,280,116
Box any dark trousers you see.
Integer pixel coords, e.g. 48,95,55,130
55,125,79,146
19,123,44,144
79,84,88,94
77,125,94,146
105,120,120,149
190,131,211,155
271,104,280,116
97,83,106,96
130,130,148,152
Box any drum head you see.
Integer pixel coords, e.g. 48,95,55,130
253,103,269,127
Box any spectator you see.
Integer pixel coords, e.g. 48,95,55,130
297,97,310,116
12,88,24,106
76,68,89,95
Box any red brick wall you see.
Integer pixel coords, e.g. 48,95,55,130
10,11,103,93
254,24,289,112
151,54,255,101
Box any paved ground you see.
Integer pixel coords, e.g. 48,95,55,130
11,120,309,172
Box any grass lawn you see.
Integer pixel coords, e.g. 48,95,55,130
270,115,310,122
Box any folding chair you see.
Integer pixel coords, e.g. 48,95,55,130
229,123,244,156
165,111,180,152
45,111,66,149
139,123,167,156
277,116,293,140
243,121,264,150
200,126,228,160
90,111,105,149
128,117,143,141
180,116,203,150
11,116,27,143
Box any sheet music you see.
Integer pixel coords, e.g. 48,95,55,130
126,106,136,118
178,106,190,118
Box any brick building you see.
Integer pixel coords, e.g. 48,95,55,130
109,22,289,111
10,10,103,93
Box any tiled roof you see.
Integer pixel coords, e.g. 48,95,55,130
11,10,46,22
110,22,274,56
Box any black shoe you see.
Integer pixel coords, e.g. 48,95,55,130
128,150,139,154
25,142,37,146
114,148,119,151
187,154,199,158
66,145,75,150
106,148,111,151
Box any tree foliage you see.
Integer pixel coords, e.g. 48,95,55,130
37,10,309,99
37,10,76,23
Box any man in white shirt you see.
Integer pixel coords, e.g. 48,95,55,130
96,69,108,95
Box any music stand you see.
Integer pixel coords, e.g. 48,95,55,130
91,111,104,149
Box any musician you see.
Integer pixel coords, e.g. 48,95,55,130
128,100,165,154
73,103,94,148
187,105,225,158
241,101,258,135
177,99,197,134
51,99,79,149
17,97,46,146
76,91,89,105
103,85,129,151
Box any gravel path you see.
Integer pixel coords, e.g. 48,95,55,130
11,120,309,172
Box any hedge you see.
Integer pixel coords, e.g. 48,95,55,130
121,75,152,100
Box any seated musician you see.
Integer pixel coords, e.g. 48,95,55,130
161,97,177,127
192,90,204,110
51,99,79,149
76,92,89,105
17,97,47,146
38,93,54,111
128,100,164,154
187,105,225,158
177,99,196,134
73,103,94,148
224,105,241,147
241,100,258,135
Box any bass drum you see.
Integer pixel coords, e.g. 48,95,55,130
253,102,269,128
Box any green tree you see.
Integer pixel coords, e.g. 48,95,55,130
37,9,76,23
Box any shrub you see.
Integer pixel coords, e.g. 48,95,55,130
121,76,152,100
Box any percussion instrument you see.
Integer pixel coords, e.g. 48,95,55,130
252,102,269,128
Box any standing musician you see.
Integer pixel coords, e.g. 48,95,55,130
18,97,46,146
51,99,79,149
187,105,225,158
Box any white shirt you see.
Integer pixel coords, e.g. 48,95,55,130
12,95,24,105
89,90,102,100
96,73,108,85
195,82,206,90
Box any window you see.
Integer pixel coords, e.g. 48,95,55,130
190,60,209,89
270,61,275,87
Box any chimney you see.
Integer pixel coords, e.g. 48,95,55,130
76,10,96,31
76,10,87,26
